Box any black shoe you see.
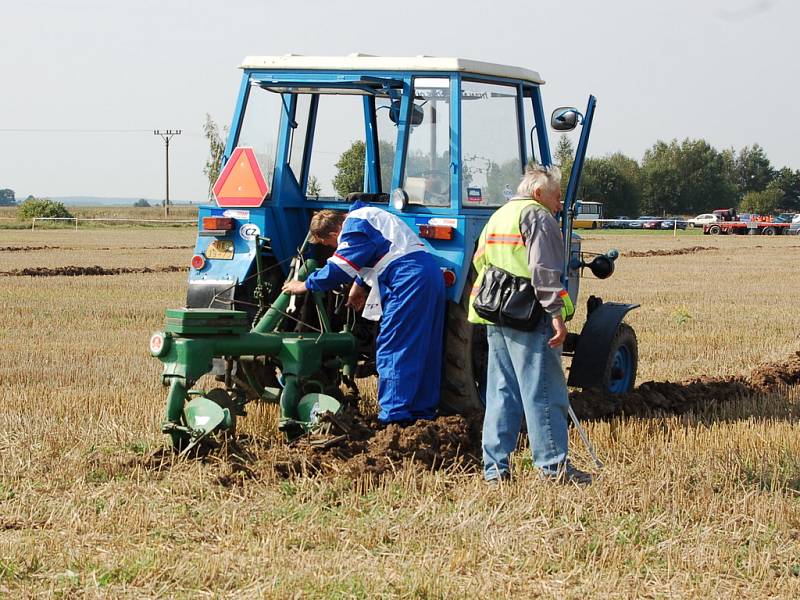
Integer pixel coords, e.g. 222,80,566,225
539,462,593,486
485,472,512,487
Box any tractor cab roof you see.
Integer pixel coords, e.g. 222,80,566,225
239,54,545,85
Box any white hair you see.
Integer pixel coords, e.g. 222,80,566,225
515,164,562,199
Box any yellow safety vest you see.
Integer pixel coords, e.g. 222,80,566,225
468,199,575,324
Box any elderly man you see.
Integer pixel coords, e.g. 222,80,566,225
283,201,445,425
468,164,591,485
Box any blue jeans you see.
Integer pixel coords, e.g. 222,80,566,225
482,319,570,480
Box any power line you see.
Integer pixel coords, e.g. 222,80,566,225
0,128,199,135
0,128,153,133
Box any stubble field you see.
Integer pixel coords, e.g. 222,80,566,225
1,226,799,598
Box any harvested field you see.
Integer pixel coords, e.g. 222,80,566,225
1,228,799,597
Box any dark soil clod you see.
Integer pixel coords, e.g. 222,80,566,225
623,246,718,258
0,265,187,277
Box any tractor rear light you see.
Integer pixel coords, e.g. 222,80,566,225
418,224,454,241
149,331,171,357
202,217,235,232
442,268,456,287
191,254,206,270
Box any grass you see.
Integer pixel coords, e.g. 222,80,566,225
0,205,198,229
0,227,799,597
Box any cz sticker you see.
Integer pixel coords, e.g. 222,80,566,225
239,223,261,241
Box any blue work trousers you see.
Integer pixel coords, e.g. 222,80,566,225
376,253,445,423
482,319,570,480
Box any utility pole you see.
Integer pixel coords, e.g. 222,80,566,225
153,130,181,217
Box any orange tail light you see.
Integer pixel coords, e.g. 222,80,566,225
418,224,454,241
202,217,235,231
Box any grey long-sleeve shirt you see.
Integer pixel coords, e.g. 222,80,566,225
519,202,565,317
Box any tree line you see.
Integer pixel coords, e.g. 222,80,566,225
556,137,800,217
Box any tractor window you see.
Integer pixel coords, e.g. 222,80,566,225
306,95,367,200
461,81,522,207
288,94,313,191
523,91,537,165
376,97,397,193
403,78,451,207
237,86,283,188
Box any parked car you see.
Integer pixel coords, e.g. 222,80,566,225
789,215,800,235
775,213,796,223
604,216,631,229
642,217,661,230
660,217,688,230
629,216,659,229
688,213,719,228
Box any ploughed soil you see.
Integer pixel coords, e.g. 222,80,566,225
259,351,800,480
141,351,800,483
271,410,485,480
0,265,187,277
623,246,718,258
571,351,800,420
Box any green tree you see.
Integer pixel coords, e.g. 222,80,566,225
306,175,321,198
486,159,523,203
554,135,575,190
333,140,366,198
17,198,73,220
739,187,782,214
378,140,396,191
203,114,228,198
640,138,737,215
580,153,641,217
133,198,151,208
734,144,773,196
769,167,800,211
0,189,15,206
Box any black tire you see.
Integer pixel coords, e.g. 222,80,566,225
440,268,486,414
762,226,777,236
708,225,721,235
601,323,638,393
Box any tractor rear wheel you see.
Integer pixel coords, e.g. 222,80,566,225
440,269,486,414
602,323,638,393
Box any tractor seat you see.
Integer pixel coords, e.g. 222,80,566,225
345,192,389,204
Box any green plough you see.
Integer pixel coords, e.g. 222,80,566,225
149,257,357,452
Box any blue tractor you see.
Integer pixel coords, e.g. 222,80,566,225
151,55,638,448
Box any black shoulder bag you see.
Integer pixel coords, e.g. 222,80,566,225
472,266,544,331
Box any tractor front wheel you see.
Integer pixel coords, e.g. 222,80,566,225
602,323,638,393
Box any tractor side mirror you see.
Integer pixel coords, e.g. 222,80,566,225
389,101,425,126
551,107,579,131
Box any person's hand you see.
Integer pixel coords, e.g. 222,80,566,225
282,280,308,295
548,315,567,348
347,283,367,311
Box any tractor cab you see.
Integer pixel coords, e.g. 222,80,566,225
189,55,586,311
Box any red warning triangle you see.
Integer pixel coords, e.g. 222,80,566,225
213,147,269,207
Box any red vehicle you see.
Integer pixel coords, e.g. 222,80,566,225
703,208,790,236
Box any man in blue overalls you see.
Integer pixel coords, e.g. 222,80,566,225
282,201,446,424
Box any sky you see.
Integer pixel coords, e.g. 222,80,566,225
1,0,796,201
